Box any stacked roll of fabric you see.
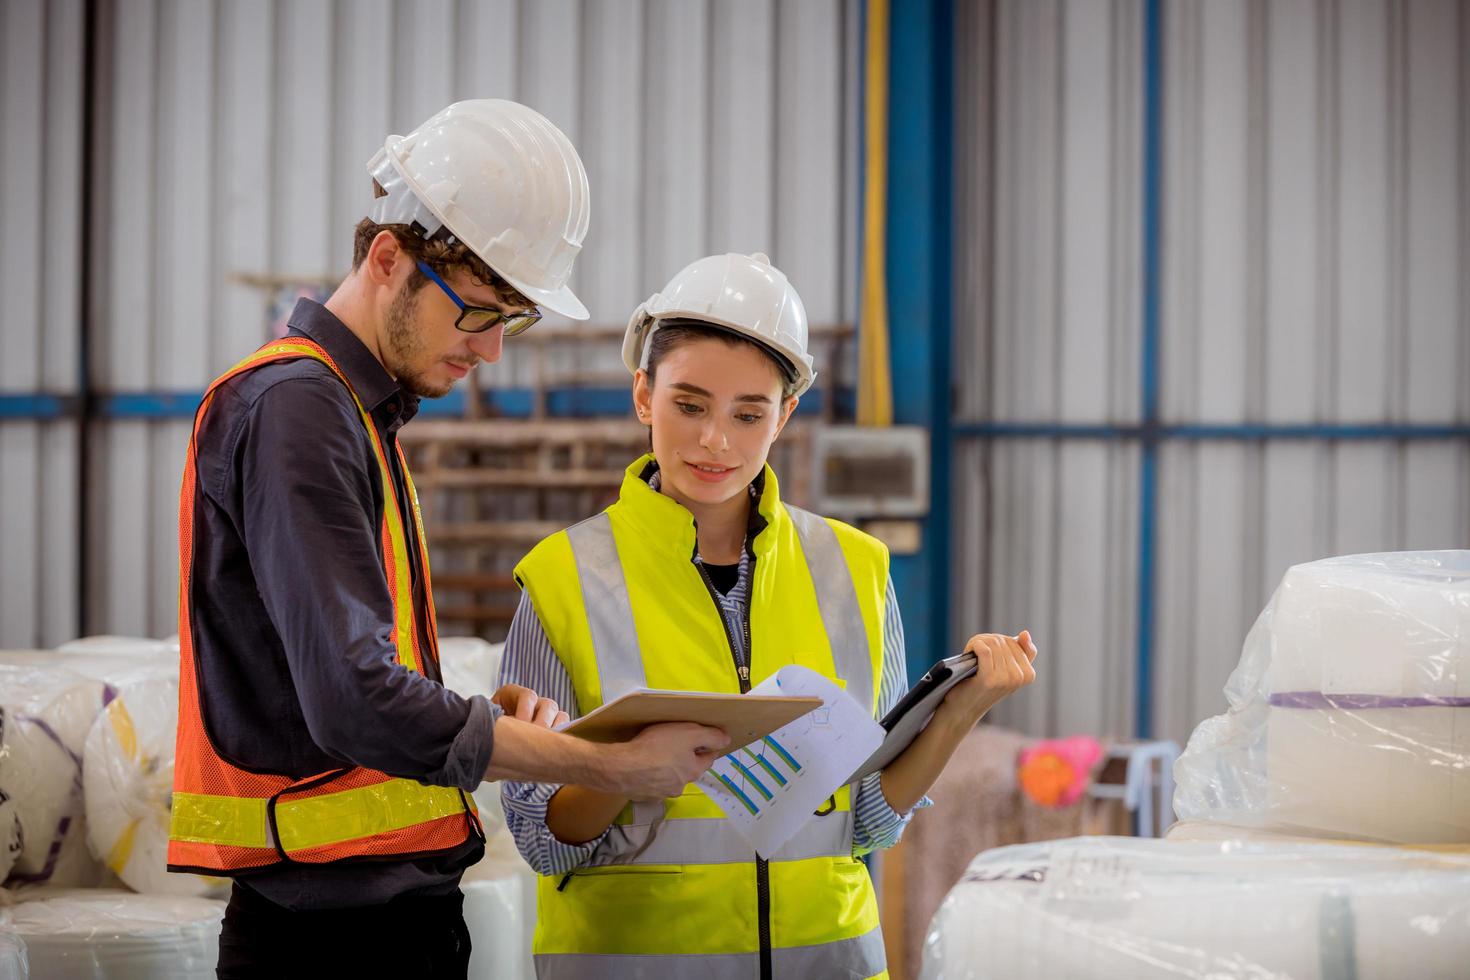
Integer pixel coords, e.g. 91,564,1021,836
922,837,1470,979
0,888,224,980
0,666,113,890
1174,551,1469,843
0,929,24,980
81,677,226,898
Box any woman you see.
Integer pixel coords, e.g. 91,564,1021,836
500,252,1038,980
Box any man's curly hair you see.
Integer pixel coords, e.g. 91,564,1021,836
351,183,529,305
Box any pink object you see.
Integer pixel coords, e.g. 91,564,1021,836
1017,735,1105,807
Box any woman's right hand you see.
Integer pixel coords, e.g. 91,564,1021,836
935,631,1039,727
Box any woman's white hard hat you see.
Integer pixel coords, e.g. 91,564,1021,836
622,252,816,396
366,99,591,320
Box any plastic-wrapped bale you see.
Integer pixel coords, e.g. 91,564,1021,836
55,636,179,661
462,829,536,980
1174,551,1470,844
438,637,504,702
0,666,112,888
0,929,24,980
463,872,532,980
439,638,508,837
0,786,22,884
921,836,1470,980
0,888,223,980
82,676,227,897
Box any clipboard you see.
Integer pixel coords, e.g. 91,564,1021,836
557,690,823,752
845,651,978,783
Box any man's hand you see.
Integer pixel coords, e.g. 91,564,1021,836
589,723,730,801
492,684,569,729
936,631,1039,727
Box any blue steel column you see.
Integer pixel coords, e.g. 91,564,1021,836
1135,0,1164,739
886,0,955,681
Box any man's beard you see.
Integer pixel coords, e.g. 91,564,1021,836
383,282,452,398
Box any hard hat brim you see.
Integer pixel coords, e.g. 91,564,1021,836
506,277,589,321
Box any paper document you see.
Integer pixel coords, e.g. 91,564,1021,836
696,665,885,858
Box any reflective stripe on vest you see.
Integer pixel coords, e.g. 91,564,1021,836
565,515,647,697
533,925,887,980
785,504,875,716
168,339,476,873
515,456,888,976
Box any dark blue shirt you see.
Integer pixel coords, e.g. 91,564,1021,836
188,299,496,909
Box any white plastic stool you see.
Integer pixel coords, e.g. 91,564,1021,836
1088,739,1180,837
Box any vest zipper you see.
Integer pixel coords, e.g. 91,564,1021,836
693,549,771,980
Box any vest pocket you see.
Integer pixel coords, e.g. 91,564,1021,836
556,863,684,894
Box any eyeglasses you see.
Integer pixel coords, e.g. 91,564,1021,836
415,260,542,336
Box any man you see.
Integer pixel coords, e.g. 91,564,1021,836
167,100,727,979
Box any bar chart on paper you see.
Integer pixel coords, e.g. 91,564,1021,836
711,735,806,815
697,666,884,857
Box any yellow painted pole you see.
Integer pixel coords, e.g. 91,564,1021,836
857,0,893,428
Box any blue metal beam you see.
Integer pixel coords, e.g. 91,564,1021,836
885,0,955,683
0,395,76,420
952,421,1470,441
1136,0,1165,739
0,387,852,421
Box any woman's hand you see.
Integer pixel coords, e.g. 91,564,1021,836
492,683,570,728
934,631,1039,727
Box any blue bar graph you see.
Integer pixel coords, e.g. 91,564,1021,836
716,772,760,815
726,755,774,801
743,747,788,787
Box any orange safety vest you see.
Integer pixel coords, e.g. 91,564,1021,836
167,338,481,875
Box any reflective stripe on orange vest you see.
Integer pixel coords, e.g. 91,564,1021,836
167,339,479,874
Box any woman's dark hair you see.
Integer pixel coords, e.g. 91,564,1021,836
643,320,801,400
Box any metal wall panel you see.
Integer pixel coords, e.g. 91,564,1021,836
956,0,1144,738
961,439,1141,739
76,0,858,638
0,0,83,649
1153,0,1470,743
956,0,1470,744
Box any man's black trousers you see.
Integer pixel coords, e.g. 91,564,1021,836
216,881,473,979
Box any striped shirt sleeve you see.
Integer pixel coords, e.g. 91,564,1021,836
497,592,612,876
850,574,933,856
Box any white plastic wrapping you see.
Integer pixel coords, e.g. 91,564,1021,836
921,836,1470,980
54,637,179,662
0,888,223,980
0,929,25,980
438,638,507,837
1174,551,1470,843
0,647,172,693
438,637,504,702
82,677,226,898
464,875,530,980
0,788,22,885
0,667,112,888
462,829,536,980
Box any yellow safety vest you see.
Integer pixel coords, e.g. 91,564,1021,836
514,455,890,980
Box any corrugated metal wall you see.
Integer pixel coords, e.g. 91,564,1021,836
0,0,85,649
59,0,859,639
958,0,1470,745
1152,0,1470,743
955,0,1145,740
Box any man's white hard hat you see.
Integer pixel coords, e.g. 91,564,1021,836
367,99,591,320
622,252,816,396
